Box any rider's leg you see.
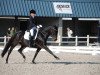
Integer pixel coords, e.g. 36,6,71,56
33,29,37,40
29,36,34,47
29,27,37,47
29,28,33,47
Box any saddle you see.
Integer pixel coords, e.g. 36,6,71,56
24,25,42,47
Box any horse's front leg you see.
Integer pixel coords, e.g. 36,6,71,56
32,48,41,64
43,45,60,60
6,46,15,63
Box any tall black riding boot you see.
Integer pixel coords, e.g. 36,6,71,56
30,36,34,47
33,29,37,40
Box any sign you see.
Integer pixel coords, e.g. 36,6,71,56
53,2,72,14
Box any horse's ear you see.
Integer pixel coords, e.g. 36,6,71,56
53,25,58,30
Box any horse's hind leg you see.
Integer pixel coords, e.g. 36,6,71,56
32,48,41,64
18,46,26,62
6,45,15,63
43,45,60,60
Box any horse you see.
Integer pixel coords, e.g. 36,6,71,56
1,25,60,64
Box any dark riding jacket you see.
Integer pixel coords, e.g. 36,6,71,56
27,16,37,30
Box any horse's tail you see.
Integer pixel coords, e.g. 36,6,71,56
1,31,23,58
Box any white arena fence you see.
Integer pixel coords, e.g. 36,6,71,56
0,35,100,55
0,35,98,46
48,35,98,46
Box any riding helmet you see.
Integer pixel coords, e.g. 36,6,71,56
30,9,36,14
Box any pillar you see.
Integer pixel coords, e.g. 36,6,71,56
58,18,62,46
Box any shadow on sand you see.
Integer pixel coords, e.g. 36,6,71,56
2,61,100,65
35,61,100,65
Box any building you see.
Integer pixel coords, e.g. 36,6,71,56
0,0,100,40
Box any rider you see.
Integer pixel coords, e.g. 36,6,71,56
27,9,37,47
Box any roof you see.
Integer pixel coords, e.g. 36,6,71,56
34,0,100,2
0,0,100,18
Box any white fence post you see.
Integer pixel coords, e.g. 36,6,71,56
58,36,62,46
87,35,89,46
75,36,78,46
4,36,7,46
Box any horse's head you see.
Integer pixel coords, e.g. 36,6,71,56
49,25,58,41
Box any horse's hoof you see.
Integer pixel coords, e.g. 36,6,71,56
56,57,60,60
5,62,8,64
32,61,36,64
33,62,36,64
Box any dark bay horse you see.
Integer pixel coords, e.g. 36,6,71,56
1,25,59,63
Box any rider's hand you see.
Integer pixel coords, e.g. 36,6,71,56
39,25,42,28
37,26,40,28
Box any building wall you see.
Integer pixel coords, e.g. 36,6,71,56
0,17,99,38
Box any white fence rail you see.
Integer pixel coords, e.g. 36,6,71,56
48,35,98,46
0,35,98,46
65,36,97,46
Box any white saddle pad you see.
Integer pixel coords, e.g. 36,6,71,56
24,31,30,40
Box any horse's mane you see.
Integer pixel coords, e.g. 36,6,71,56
38,25,58,38
39,25,58,32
